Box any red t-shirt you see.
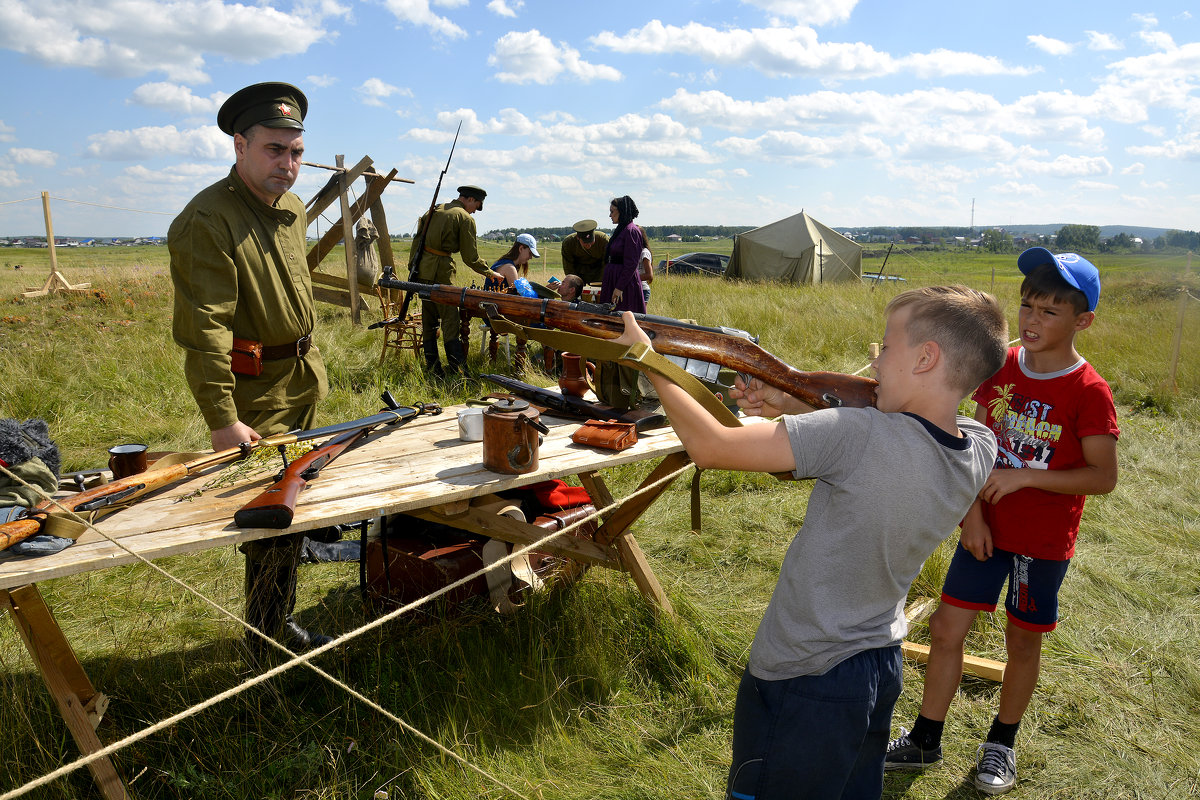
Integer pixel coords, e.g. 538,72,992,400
970,347,1120,560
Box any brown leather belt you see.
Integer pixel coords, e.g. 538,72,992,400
260,334,312,360
423,245,451,257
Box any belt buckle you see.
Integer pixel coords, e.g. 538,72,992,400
296,335,311,358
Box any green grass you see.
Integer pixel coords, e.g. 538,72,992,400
1,245,1198,799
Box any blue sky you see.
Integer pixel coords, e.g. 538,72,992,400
1,0,1197,238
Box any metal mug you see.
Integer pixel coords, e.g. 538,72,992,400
108,443,148,480
457,408,485,442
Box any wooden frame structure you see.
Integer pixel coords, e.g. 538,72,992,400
302,155,412,325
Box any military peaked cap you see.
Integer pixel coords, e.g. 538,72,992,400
217,82,307,136
457,185,487,208
572,219,598,233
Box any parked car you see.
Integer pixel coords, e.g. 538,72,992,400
861,272,906,284
657,252,730,276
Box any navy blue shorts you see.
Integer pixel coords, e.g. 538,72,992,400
726,646,902,800
941,543,1071,632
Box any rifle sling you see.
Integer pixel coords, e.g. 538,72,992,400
487,316,740,427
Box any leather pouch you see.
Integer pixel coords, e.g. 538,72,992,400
230,336,264,377
570,419,637,451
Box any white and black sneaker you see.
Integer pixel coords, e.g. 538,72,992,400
884,727,943,771
974,742,1017,794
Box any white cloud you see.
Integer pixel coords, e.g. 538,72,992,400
1139,30,1176,51
0,0,345,82
992,181,1043,196
1121,162,1145,175
0,166,24,188
1021,155,1112,178
489,30,621,85
1085,31,1122,51
1131,13,1158,28
306,74,338,88
1128,132,1200,160
592,22,1036,81
901,49,1039,78
1140,179,1168,190
356,78,411,107
128,82,226,115
1028,35,1074,56
1072,179,1118,191
9,148,57,167
380,0,466,38
738,0,859,26
85,125,231,161
0,120,15,143
486,0,523,17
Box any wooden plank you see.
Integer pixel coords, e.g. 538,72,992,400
305,155,372,223
306,161,391,272
900,641,1007,683
2,587,127,799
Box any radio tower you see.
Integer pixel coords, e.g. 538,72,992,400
970,198,975,234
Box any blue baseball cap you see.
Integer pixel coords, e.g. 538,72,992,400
1016,247,1100,312
516,232,540,257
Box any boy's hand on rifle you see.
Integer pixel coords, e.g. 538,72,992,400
614,310,652,348
211,420,260,452
732,375,809,417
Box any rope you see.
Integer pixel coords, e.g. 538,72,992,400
0,455,695,800
47,196,175,216
0,196,39,207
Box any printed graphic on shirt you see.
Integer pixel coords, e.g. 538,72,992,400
985,383,1060,471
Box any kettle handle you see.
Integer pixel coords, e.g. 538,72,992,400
522,415,550,435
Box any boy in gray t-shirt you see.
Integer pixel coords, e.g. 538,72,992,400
614,286,1008,799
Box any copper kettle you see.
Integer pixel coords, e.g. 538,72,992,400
482,397,550,474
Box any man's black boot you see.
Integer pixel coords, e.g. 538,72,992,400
445,339,468,374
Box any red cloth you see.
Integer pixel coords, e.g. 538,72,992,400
970,347,1120,560
529,479,591,509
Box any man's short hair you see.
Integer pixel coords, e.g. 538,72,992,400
886,285,1008,395
559,274,584,301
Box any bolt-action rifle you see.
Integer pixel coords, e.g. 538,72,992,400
234,400,441,529
0,395,430,552
381,120,462,324
379,280,878,410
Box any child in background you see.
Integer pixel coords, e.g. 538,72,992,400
884,249,1119,795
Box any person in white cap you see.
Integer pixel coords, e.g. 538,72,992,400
489,232,540,291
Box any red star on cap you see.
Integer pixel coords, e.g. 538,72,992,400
278,103,292,116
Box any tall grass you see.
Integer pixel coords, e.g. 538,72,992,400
1,246,1198,799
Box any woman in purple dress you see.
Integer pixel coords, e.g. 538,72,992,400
599,195,647,313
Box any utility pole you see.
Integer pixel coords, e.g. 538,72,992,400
970,198,975,234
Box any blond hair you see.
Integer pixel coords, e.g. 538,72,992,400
886,285,1008,394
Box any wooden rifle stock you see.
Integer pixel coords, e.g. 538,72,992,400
0,404,422,553
233,428,368,529
233,401,439,529
382,280,878,410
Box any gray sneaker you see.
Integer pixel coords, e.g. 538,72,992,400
884,727,943,771
974,742,1017,794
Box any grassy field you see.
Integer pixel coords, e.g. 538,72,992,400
0,244,1198,799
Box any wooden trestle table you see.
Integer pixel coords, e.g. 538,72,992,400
0,401,692,800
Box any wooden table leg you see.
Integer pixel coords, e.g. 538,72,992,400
578,451,694,617
2,585,128,800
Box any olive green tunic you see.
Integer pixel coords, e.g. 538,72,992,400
169,166,328,432
411,199,492,345
560,230,609,285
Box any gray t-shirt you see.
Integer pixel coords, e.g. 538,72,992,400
747,407,996,680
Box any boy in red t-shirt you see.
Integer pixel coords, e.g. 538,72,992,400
885,249,1120,794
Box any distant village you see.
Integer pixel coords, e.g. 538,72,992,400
0,236,165,248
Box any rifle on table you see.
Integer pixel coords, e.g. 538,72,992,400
0,395,430,553
481,374,666,431
381,120,462,324
380,280,878,410
234,400,441,529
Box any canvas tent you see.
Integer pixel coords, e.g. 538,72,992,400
726,210,862,284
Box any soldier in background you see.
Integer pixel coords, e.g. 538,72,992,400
410,185,503,375
560,219,609,286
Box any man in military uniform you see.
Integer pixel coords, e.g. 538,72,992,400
560,218,609,286
410,185,502,374
169,81,330,658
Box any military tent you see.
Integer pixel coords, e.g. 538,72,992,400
726,210,862,284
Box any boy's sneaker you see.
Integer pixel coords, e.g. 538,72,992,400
974,742,1017,794
884,727,942,771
